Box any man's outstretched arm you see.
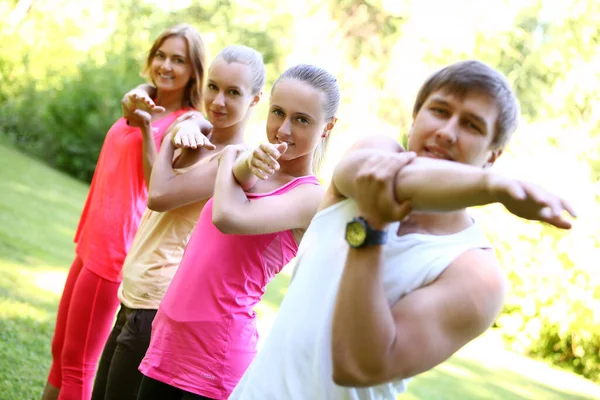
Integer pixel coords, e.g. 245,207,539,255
332,135,575,228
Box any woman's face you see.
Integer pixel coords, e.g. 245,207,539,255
203,57,259,129
150,36,194,95
266,78,330,162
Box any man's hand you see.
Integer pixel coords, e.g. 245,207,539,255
170,119,216,150
245,142,288,180
488,174,577,229
354,152,416,229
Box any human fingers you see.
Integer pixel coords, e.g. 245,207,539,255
500,179,527,202
199,136,216,151
260,142,286,161
180,132,191,148
540,195,576,229
151,105,166,114
392,151,417,170
274,142,288,156
133,95,154,114
561,198,578,219
132,109,151,125
170,127,183,148
250,162,272,180
122,94,135,114
539,207,573,230
255,144,280,170
122,102,132,120
249,154,277,178
357,154,403,188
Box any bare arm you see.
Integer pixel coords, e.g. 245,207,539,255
140,117,157,186
122,108,157,186
231,151,259,190
332,136,496,211
212,146,324,235
230,143,288,190
330,135,575,386
332,247,506,386
332,136,576,229
147,131,220,212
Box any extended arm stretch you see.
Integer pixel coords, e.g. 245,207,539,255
333,136,574,228
334,147,495,212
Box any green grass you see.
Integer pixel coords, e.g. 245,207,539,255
1,143,600,399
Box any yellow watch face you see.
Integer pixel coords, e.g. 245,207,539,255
346,220,367,247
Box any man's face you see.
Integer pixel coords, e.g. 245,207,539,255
408,89,503,167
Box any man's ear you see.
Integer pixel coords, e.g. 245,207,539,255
484,148,503,168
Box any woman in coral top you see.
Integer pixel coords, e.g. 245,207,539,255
136,64,340,400
42,24,210,400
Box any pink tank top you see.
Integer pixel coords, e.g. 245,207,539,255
139,175,320,399
74,109,189,282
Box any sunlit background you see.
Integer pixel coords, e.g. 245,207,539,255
1,0,599,398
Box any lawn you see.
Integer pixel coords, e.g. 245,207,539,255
1,143,600,399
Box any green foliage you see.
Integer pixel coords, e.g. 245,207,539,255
0,51,140,181
0,0,287,182
490,217,600,383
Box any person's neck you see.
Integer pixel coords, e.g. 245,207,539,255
396,209,472,237
278,152,313,178
209,122,247,148
154,89,187,114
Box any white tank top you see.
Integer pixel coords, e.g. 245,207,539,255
229,198,492,400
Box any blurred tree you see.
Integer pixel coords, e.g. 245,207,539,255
0,0,290,181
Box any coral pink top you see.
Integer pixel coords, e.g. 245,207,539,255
74,110,188,282
139,175,320,399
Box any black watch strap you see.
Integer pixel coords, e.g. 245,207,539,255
346,216,388,248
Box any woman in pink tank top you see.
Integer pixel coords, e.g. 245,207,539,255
42,25,211,400
136,65,341,400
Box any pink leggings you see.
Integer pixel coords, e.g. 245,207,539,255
48,256,120,400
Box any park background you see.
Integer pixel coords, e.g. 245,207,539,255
1,0,599,398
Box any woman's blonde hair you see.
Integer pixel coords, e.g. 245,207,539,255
143,24,207,111
215,45,266,95
273,64,340,174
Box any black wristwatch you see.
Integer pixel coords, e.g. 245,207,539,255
345,217,388,248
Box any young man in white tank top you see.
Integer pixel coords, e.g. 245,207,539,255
228,60,576,400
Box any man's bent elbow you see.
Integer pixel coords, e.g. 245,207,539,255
331,357,390,388
332,364,370,387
